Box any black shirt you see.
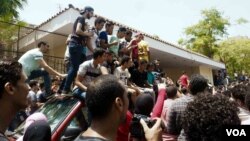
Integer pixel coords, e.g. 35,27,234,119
70,16,87,44
74,136,108,141
131,69,147,87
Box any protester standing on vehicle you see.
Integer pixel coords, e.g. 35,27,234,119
61,6,94,95
18,41,66,97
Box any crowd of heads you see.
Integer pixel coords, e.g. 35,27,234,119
2,5,250,141
86,75,127,120
182,94,241,141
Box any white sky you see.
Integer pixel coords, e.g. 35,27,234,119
19,0,250,44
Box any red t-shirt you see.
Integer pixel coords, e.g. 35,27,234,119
179,74,189,88
131,40,139,61
116,111,133,141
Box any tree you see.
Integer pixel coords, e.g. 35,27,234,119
0,19,26,49
216,37,250,76
236,18,248,25
0,0,27,58
0,0,27,19
178,8,230,58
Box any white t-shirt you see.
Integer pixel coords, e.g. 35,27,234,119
241,118,250,125
114,66,131,85
238,107,250,123
18,48,43,76
86,29,99,57
27,90,37,103
77,59,102,87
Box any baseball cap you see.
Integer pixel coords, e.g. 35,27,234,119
80,6,94,14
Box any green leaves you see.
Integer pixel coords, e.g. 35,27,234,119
0,0,27,50
0,0,27,19
179,8,229,58
236,18,248,25
217,37,250,75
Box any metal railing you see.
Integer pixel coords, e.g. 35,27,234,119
0,20,68,73
0,49,66,73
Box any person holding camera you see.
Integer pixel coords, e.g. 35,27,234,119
74,75,162,141
130,85,165,141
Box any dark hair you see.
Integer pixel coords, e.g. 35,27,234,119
139,59,148,66
231,84,248,104
121,55,131,65
222,90,231,98
181,87,188,95
84,6,94,12
166,86,177,98
118,27,127,33
126,30,132,35
29,80,38,88
39,82,45,90
182,94,240,141
37,41,47,48
93,48,106,59
245,88,250,110
80,6,94,14
160,72,165,77
106,50,115,57
94,17,106,26
146,62,154,70
105,21,114,27
86,75,126,119
0,61,23,98
189,74,208,95
134,94,154,116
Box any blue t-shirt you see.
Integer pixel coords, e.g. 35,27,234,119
99,31,108,46
147,72,155,85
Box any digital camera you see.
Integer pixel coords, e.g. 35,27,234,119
129,114,156,139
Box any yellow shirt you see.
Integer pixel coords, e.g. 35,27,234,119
138,40,149,62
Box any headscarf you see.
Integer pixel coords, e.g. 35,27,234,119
17,112,50,141
23,120,51,141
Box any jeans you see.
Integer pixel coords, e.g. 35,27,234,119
72,87,86,101
28,69,51,96
57,60,70,94
62,43,86,93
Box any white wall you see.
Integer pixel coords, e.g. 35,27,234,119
199,66,214,85
164,67,200,83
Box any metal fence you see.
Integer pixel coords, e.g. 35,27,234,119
0,20,68,73
0,49,66,73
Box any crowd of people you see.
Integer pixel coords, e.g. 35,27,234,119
1,5,250,141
